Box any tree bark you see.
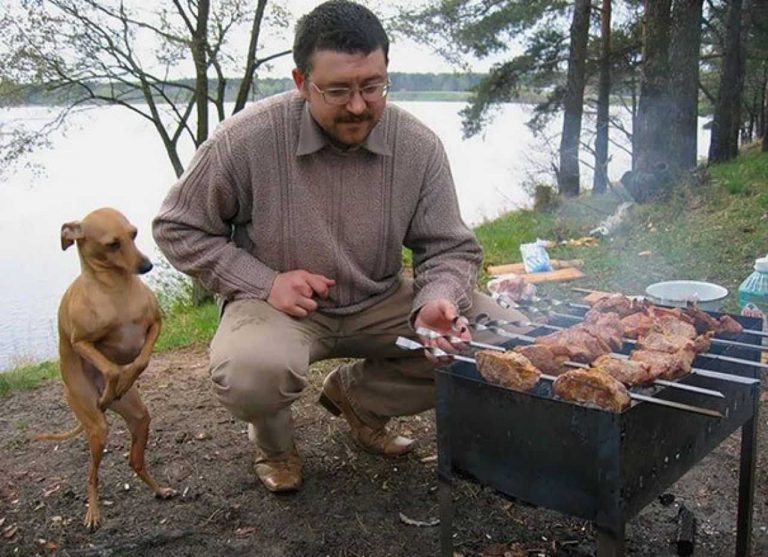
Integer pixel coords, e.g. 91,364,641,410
764,79,768,151
668,0,704,173
633,0,673,202
192,0,210,147
593,0,612,195
558,0,591,197
708,0,745,162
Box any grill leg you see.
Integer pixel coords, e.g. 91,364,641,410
439,473,454,557
736,409,758,557
596,523,625,557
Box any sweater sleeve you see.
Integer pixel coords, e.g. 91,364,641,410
152,133,278,301
404,136,483,318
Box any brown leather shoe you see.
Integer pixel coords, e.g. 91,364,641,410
319,369,415,456
254,448,302,493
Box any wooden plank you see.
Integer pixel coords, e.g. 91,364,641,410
487,259,584,276
515,267,586,284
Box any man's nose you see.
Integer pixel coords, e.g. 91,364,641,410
345,90,367,114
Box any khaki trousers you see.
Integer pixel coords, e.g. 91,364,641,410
209,279,527,455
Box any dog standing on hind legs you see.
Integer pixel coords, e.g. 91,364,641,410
35,207,175,530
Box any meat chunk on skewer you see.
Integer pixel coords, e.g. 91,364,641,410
685,301,744,335
629,349,694,380
622,311,654,339
591,354,655,386
591,294,645,318
513,344,571,376
582,311,625,350
475,350,541,392
553,368,631,412
651,315,697,339
534,327,612,363
636,331,696,354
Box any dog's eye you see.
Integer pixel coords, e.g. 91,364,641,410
107,240,121,250
130,229,137,240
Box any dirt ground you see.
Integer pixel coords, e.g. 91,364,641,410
1,343,767,557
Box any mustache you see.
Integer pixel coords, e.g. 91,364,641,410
335,113,373,124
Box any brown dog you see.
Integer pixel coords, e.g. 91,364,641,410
35,207,174,530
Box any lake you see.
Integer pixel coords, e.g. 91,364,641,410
0,101,711,369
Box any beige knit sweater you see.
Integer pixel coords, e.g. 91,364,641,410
152,90,482,316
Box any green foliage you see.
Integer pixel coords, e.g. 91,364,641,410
155,302,219,352
0,361,58,397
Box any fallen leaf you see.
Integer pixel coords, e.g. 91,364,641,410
235,526,257,537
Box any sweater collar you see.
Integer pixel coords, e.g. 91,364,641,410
296,102,392,157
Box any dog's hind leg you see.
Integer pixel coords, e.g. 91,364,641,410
110,388,176,499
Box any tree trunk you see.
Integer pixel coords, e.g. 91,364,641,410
193,0,210,147
764,79,768,152
633,0,673,202
593,0,612,195
558,0,591,197
708,0,745,162
234,0,269,114
668,0,703,174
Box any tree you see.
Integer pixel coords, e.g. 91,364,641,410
668,0,704,173
708,0,745,162
557,0,591,197
632,0,673,201
1,0,292,178
592,0,612,195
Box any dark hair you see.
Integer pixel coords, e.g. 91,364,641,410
293,0,389,76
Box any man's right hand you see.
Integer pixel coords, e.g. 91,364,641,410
267,270,336,317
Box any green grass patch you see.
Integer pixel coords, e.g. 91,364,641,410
155,301,219,351
0,361,58,397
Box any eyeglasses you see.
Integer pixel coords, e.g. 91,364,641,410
310,81,391,106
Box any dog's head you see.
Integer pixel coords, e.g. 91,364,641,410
61,208,153,275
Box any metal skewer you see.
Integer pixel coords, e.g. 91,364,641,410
416,326,725,399
469,323,760,386
396,337,723,419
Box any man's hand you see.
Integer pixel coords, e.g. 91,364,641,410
268,270,335,317
413,299,471,362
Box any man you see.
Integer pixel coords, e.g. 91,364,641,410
153,0,525,493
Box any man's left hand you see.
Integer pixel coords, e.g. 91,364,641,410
413,299,471,362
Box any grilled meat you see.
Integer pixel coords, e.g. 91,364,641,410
685,301,744,335
621,312,654,339
534,327,611,363
513,344,571,375
591,293,645,318
553,368,631,412
629,349,694,380
591,354,655,386
582,311,625,350
475,350,541,392
636,331,696,354
651,315,697,339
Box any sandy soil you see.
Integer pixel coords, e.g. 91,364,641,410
1,343,767,556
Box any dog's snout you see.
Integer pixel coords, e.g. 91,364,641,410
138,259,153,275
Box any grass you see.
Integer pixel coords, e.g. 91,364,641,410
3,147,767,395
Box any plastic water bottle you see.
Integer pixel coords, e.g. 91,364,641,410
738,255,768,331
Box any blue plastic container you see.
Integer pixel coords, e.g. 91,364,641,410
738,256,768,321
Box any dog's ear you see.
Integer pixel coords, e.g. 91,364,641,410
61,221,83,251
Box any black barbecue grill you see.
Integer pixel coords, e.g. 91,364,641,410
435,310,763,556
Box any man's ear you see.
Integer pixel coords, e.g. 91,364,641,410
61,221,83,250
292,68,308,99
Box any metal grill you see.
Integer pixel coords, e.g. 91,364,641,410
435,311,762,557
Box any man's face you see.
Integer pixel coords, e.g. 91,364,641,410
293,48,388,148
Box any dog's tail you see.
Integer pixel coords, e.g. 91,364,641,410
32,423,84,441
